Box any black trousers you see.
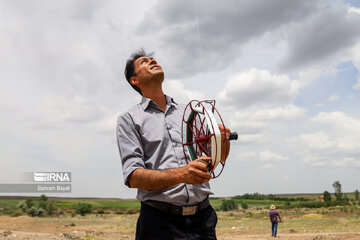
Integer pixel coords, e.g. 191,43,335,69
135,202,218,240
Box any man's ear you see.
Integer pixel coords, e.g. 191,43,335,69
130,76,139,87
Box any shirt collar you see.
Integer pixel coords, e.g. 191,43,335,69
140,94,178,110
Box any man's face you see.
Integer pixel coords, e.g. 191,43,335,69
133,56,164,84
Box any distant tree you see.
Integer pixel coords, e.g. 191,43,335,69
323,191,331,202
39,194,48,202
332,181,343,201
355,190,359,202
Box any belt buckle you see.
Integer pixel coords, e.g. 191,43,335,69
182,206,197,215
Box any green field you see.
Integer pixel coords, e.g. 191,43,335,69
0,192,358,216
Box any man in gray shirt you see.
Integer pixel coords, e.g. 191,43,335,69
117,49,231,239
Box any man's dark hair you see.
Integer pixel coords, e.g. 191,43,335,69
124,49,153,95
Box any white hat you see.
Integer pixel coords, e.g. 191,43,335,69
270,204,276,210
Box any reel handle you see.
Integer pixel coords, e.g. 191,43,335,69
227,132,238,141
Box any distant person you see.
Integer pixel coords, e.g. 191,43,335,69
268,204,281,237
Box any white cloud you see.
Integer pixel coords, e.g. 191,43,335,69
314,103,326,108
297,131,337,151
293,111,360,167
218,68,299,109
234,104,305,122
163,79,206,104
235,151,257,162
348,7,360,14
237,134,266,144
352,54,360,90
229,104,305,133
311,111,360,135
332,157,360,167
303,154,327,167
259,151,288,162
328,94,340,102
354,81,360,90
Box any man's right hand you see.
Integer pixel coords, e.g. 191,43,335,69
181,156,212,185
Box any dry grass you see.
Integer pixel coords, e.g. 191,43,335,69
1,207,360,239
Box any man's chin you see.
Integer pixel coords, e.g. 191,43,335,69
153,71,164,80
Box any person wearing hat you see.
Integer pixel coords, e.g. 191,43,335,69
268,204,282,237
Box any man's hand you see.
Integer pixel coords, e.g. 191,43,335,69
180,156,212,185
218,124,230,163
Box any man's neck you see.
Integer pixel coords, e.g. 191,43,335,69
142,88,167,112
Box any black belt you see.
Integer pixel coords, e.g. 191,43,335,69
143,197,210,216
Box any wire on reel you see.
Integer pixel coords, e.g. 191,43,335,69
182,100,237,178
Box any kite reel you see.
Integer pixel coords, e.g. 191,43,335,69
182,100,238,178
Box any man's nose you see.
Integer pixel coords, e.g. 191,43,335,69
149,58,157,65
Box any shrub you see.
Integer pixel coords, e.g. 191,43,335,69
97,209,105,214
125,208,139,214
323,191,331,202
220,199,238,211
17,200,27,212
75,202,93,216
28,206,39,217
245,212,253,218
47,201,56,216
39,194,48,202
37,207,46,217
25,197,34,209
241,202,249,210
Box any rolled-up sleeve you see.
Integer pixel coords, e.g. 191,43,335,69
116,113,145,187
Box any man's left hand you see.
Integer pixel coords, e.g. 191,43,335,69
218,124,230,163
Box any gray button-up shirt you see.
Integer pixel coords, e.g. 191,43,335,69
116,95,213,205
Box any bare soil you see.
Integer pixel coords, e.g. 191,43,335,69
1,209,360,240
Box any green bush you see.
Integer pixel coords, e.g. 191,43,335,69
125,208,139,214
25,197,34,209
17,200,27,212
219,199,238,211
27,206,39,217
37,207,46,217
75,202,93,216
97,209,105,214
39,194,48,202
323,191,331,202
241,202,249,209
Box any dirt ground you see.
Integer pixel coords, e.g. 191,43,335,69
1,210,360,240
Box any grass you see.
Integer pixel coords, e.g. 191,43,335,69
55,199,140,209
0,194,358,216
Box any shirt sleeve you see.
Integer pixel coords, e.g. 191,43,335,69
116,113,145,187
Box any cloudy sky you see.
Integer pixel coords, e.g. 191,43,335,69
1,0,360,198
